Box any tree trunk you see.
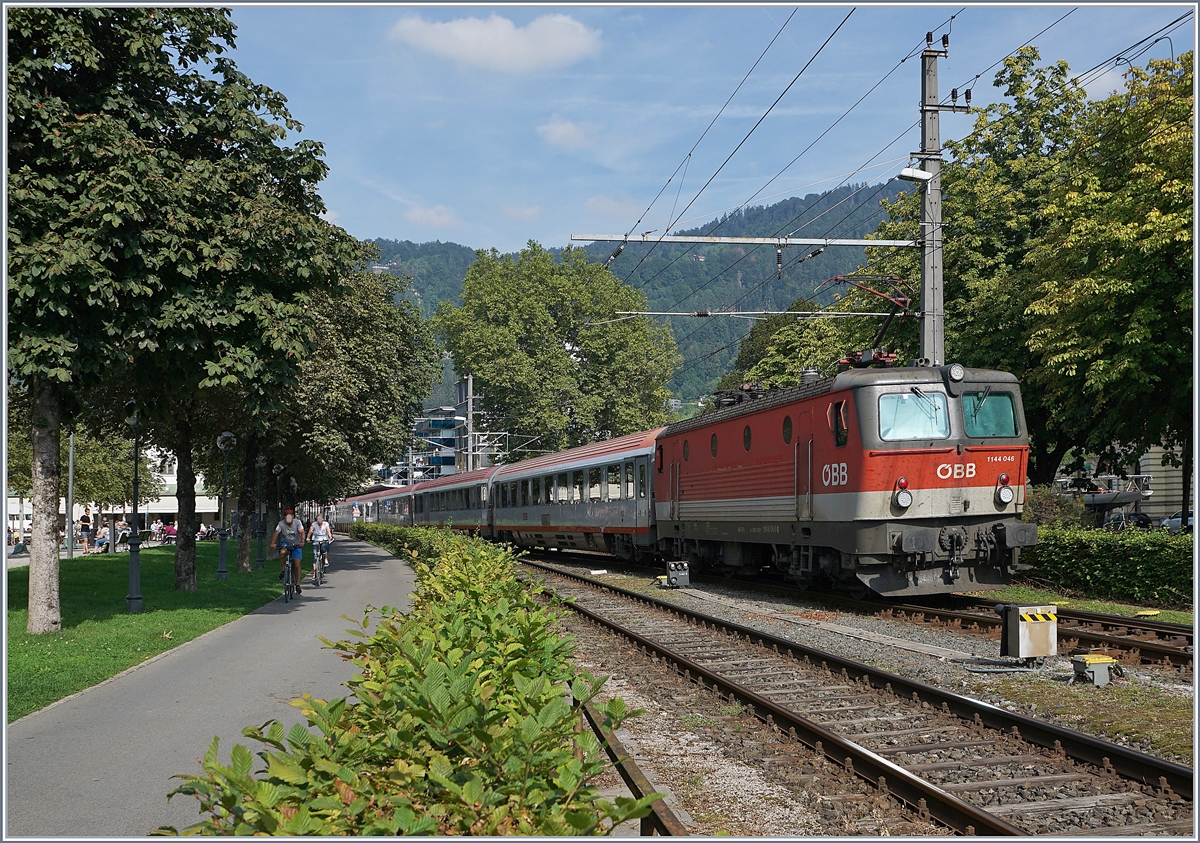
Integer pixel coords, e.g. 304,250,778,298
26,377,62,634
174,417,198,592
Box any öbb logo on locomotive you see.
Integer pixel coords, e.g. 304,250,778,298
936,463,977,480
337,363,1037,599
821,463,849,487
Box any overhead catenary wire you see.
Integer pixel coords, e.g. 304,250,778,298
620,8,857,284
625,10,968,295
638,4,1080,314
675,39,1191,380
667,10,1188,371
607,7,800,257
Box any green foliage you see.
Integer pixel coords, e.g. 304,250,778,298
163,528,658,835
370,239,478,319
7,394,163,507
433,243,680,457
1020,485,1094,529
1021,527,1193,606
6,544,283,721
1026,52,1193,470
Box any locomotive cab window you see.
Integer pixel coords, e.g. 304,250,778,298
962,389,1018,438
879,389,950,441
829,400,850,447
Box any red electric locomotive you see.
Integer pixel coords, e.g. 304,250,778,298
654,362,1037,596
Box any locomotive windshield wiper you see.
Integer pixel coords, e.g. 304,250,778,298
972,385,992,421
909,386,941,419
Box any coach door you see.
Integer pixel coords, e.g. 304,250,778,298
795,411,813,520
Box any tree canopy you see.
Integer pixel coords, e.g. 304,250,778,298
433,244,680,456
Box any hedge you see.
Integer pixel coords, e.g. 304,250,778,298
161,526,657,835
1021,527,1193,606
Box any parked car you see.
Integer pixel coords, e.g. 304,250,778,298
1103,512,1153,531
1161,510,1193,534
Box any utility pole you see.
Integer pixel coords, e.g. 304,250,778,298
914,32,969,366
466,373,474,472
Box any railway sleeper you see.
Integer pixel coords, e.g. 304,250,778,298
940,773,1091,793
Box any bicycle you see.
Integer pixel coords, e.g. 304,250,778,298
280,543,299,602
311,541,326,588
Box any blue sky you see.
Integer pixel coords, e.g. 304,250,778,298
226,3,1193,253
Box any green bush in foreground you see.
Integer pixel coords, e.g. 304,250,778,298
1022,527,1193,606
162,528,657,835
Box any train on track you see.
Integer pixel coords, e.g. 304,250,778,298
335,363,1037,597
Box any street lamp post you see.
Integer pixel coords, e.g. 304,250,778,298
255,455,267,569
272,463,285,532
124,402,143,613
216,432,236,581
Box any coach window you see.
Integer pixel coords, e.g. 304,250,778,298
517,480,526,507
710,433,718,457
683,440,690,462
589,467,602,501
510,482,519,507
743,425,752,451
573,470,585,502
532,476,542,505
638,463,647,498
783,415,793,444
499,483,508,509
607,464,621,499
624,462,634,499
558,473,570,502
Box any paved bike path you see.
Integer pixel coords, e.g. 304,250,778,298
5,539,417,837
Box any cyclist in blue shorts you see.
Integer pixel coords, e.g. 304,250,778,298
307,513,333,576
270,509,305,595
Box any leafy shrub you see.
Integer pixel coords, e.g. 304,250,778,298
161,528,656,835
1021,484,1094,528
1022,527,1193,606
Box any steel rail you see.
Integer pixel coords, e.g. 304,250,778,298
689,573,1193,668
580,700,689,836
525,559,1194,800
555,581,1024,836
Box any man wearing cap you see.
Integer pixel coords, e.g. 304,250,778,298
270,509,306,594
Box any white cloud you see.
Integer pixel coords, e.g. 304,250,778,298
404,204,458,228
502,204,541,222
585,193,640,219
537,116,598,149
319,209,340,225
390,13,602,74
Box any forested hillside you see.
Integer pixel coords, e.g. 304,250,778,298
375,179,909,401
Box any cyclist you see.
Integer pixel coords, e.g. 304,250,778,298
270,510,305,595
307,513,333,578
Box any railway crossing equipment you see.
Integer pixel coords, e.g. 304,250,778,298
1070,653,1125,687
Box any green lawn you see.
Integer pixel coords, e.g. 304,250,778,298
961,583,1193,626
6,543,306,722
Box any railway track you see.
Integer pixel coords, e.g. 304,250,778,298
685,573,1193,670
523,559,1194,837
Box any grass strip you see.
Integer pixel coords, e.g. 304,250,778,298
963,583,1193,626
7,543,291,722
975,676,1194,763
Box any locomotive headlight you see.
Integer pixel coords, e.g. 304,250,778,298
997,485,1015,505
895,489,914,508
948,362,965,382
